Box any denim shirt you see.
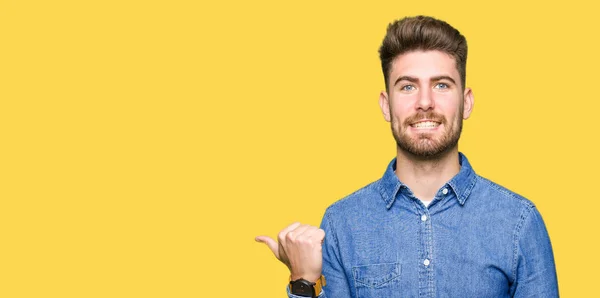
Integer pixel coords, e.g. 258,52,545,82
288,153,558,298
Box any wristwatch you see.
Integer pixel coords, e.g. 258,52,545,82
289,275,326,297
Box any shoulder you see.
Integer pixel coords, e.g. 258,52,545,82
322,179,385,219
473,175,536,210
326,180,380,210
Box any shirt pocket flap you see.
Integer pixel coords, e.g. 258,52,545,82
352,262,401,288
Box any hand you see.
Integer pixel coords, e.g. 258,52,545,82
256,222,325,282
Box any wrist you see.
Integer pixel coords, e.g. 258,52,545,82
290,273,321,283
289,275,326,298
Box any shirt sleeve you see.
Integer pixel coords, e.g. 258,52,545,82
512,205,559,297
320,210,353,297
286,286,326,298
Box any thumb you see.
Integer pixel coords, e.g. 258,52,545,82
255,236,280,259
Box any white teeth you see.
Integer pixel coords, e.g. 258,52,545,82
412,121,439,128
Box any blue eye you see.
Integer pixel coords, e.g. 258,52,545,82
401,85,416,91
435,83,449,89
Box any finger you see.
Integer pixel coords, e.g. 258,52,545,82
288,224,312,240
315,228,325,243
278,222,302,243
255,236,280,259
298,226,324,239
282,222,302,233
295,227,324,246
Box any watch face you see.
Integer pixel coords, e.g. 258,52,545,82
291,279,315,297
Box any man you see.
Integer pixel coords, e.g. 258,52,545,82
256,16,558,297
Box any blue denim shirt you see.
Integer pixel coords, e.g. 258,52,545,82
288,153,558,298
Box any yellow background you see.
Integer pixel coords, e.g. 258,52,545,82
1,0,598,296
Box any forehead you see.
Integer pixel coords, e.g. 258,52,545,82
390,50,460,81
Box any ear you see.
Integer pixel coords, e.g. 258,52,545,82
462,87,474,120
379,91,391,122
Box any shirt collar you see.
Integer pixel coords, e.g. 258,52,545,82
378,152,477,209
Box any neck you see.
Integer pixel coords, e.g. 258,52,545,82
395,147,461,202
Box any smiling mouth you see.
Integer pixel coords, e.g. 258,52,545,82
410,121,440,129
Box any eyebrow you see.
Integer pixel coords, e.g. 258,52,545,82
394,75,456,86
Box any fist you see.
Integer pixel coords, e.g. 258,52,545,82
256,222,325,282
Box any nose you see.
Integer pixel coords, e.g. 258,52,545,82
416,88,434,111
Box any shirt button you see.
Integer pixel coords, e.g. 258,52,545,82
421,214,427,221
442,188,448,195
424,259,430,266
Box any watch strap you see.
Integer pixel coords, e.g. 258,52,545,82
289,275,326,297
313,275,326,296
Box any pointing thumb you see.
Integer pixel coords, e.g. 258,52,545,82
255,235,279,259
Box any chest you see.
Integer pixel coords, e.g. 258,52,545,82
339,210,515,297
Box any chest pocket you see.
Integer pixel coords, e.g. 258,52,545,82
352,262,402,298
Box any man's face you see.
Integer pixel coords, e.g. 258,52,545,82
379,50,474,158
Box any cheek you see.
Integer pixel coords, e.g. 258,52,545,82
391,111,410,126
389,103,412,120
436,101,461,119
